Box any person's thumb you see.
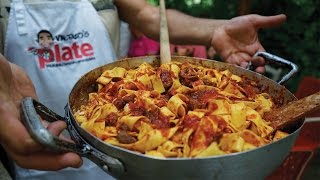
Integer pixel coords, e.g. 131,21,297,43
253,14,287,29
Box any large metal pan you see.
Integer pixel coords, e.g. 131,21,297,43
21,52,302,180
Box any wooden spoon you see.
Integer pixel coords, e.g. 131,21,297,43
264,91,320,133
159,0,171,64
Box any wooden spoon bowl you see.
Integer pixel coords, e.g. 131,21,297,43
264,91,320,133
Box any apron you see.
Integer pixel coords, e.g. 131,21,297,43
4,0,116,179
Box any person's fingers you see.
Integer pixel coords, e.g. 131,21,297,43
1,107,82,170
8,150,82,170
9,63,38,100
46,120,75,142
47,120,67,136
255,66,266,74
227,52,254,66
0,55,13,97
250,47,266,73
251,56,265,67
252,14,287,29
0,109,43,154
46,121,75,142
240,61,249,68
224,54,238,65
238,54,266,73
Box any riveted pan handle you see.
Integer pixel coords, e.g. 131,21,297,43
20,97,125,176
253,52,299,85
21,97,86,153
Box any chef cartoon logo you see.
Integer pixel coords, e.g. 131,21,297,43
38,30,54,50
28,30,54,61
28,29,96,69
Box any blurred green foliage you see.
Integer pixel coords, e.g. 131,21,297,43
251,0,320,93
147,0,320,93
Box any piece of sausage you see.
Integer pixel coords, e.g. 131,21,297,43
179,65,199,87
117,130,137,144
159,69,173,89
105,113,118,126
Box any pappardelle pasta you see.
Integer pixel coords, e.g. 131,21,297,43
74,61,288,158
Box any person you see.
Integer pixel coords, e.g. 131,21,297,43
119,21,132,58
127,25,160,57
128,26,207,59
191,45,207,58
207,46,217,60
0,0,287,179
173,45,207,58
174,45,193,56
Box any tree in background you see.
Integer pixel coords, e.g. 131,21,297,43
251,0,320,92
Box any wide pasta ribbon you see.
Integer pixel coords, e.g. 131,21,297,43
74,61,288,159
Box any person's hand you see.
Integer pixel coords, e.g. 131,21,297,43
0,54,82,170
211,14,286,73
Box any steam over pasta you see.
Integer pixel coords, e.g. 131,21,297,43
74,61,288,158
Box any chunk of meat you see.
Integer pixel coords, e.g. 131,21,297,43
179,64,199,87
159,69,173,89
117,130,137,144
105,112,118,126
113,94,136,110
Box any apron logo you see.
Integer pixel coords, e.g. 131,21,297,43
28,29,95,69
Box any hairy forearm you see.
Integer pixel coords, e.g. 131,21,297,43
115,0,227,46
156,9,227,46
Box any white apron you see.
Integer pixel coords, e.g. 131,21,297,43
4,0,116,179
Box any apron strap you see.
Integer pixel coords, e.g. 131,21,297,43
10,0,104,36
12,0,27,35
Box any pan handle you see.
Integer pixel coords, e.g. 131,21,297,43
20,97,125,176
250,52,299,85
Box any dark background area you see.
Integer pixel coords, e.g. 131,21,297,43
148,0,320,93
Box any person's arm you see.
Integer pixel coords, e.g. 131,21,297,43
115,0,222,45
0,54,82,170
114,0,287,73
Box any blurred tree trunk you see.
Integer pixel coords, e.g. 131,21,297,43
238,0,252,15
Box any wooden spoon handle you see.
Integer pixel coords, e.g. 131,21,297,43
264,91,320,130
160,0,171,64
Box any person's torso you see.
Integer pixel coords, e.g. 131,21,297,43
4,0,117,179
5,0,116,114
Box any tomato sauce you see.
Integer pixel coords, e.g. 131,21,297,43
183,115,200,130
187,89,219,109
